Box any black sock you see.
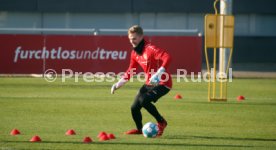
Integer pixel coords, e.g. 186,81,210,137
143,102,163,122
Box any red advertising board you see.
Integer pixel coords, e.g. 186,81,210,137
0,34,202,74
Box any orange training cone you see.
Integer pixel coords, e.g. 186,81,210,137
83,136,93,143
237,95,245,101
107,133,116,139
65,129,76,135
174,94,182,99
97,131,107,138
10,129,21,135
30,135,42,142
99,134,109,141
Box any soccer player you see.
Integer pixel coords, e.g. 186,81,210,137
111,25,172,136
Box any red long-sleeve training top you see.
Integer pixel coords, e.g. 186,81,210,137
122,41,172,88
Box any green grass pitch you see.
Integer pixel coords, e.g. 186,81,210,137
0,77,276,150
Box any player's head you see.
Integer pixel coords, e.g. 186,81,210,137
128,25,144,48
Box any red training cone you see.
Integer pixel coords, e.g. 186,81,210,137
107,133,116,139
237,95,245,101
97,131,107,138
83,136,93,143
10,129,21,135
99,134,109,141
30,135,42,142
174,94,182,99
65,129,76,135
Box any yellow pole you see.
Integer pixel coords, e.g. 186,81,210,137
205,48,211,101
213,48,217,99
225,48,233,99
220,50,224,99
211,0,219,100
204,0,234,101
204,45,211,101
214,0,219,15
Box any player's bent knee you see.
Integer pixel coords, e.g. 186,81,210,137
131,103,140,111
138,95,151,107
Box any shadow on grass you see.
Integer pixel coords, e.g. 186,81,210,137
165,135,276,142
3,140,254,148
179,101,276,106
0,83,112,89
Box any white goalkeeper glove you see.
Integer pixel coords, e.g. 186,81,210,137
111,78,127,94
149,67,165,85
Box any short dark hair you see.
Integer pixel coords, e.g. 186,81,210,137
128,25,143,35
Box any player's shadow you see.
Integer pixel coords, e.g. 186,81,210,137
165,135,276,142
94,141,254,148
178,101,276,106
3,140,254,148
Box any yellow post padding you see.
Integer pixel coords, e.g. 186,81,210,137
204,0,234,102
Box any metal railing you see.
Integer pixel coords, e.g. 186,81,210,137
98,28,200,36
0,28,96,35
0,28,201,36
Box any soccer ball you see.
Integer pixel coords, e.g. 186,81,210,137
142,122,159,138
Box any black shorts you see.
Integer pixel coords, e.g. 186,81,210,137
137,84,170,103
